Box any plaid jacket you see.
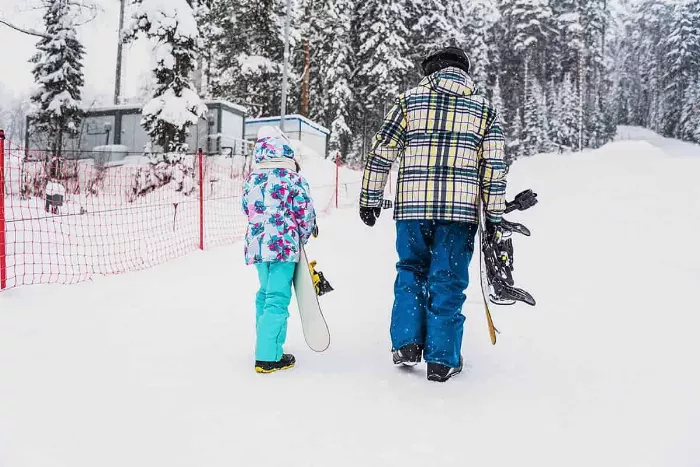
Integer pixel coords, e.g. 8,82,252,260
360,67,507,224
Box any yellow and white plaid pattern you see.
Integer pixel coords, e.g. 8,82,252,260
360,67,507,224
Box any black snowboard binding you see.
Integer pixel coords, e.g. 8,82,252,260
505,189,538,214
483,189,538,307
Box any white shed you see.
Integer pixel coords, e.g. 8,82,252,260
245,115,330,159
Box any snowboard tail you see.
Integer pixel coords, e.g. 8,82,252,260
293,247,331,352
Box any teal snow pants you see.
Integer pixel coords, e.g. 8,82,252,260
254,262,296,362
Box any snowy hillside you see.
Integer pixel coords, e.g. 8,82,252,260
1,130,699,467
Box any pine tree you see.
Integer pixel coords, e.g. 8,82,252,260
354,0,412,125
663,0,700,137
501,0,553,61
522,77,549,156
546,79,563,151
559,74,580,150
491,75,505,125
505,108,524,164
29,0,85,159
463,0,500,91
322,0,355,160
550,0,582,79
307,0,339,125
404,0,452,83
124,0,207,153
679,78,700,142
209,0,287,117
631,0,673,132
192,0,219,97
499,0,553,142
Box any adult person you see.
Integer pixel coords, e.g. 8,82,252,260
359,47,508,382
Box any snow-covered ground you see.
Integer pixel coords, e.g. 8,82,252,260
1,129,699,467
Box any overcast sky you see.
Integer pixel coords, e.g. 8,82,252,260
0,0,151,103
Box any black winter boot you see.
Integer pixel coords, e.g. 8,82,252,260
392,344,423,366
427,356,463,382
255,354,296,374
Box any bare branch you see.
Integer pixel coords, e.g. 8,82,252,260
0,18,50,39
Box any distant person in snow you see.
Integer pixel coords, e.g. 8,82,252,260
359,47,508,382
45,156,65,214
242,126,317,374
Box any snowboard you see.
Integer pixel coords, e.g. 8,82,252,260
293,247,331,352
477,198,500,345
477,189,538,345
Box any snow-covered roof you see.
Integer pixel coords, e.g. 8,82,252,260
83,100,247,115
246,114,330,135
206,100,248,115
83,103,142,113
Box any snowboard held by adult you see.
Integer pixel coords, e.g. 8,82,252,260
359,46,508,382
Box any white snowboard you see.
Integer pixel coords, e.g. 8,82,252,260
293,247,331,352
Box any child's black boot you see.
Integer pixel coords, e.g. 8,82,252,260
255,354,296,374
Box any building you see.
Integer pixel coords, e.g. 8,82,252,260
244,114,330,159
25,100,249,162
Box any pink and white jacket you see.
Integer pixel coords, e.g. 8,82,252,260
242,135,316,265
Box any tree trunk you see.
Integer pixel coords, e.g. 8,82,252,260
579,51,584,152
300,0,314,117
301,39,311,117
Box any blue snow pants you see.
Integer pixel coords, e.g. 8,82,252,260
391,220,478,368
254,262,296,362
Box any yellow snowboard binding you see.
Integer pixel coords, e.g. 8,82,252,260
309,260,334,296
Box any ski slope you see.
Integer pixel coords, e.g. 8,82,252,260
1,129,699,467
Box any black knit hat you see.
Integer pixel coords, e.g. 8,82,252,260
421,46,471,76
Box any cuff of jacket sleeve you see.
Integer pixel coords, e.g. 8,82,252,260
485,211,503,224
359,191,382,208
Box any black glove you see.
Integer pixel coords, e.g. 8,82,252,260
312,223,319,238
359,206,382,227
505,189,538,213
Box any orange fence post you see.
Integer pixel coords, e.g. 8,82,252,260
335,151,339,209
198,148,204,250
0,129,6,289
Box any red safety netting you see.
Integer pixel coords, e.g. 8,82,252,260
0,137,362,291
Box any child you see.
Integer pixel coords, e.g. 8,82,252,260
242,126,317,374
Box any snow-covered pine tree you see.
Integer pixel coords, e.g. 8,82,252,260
630,0,673,132
551,0,583,79
501,0,553,67
694,84,700,143
546,79,564,151
606,0,636,126
505,108,524,164
559,73,581,150
306,0,334,125
462,0,500,91
663,0,700,138
209,0,289,117
679,77,700,142
522,77,549,156
354,0,412,127
499,0,553,153
321,0,355,161
191,0,218,97
29,0,85,159
491,75,505,125
124,0,207,153
404,0,453,84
